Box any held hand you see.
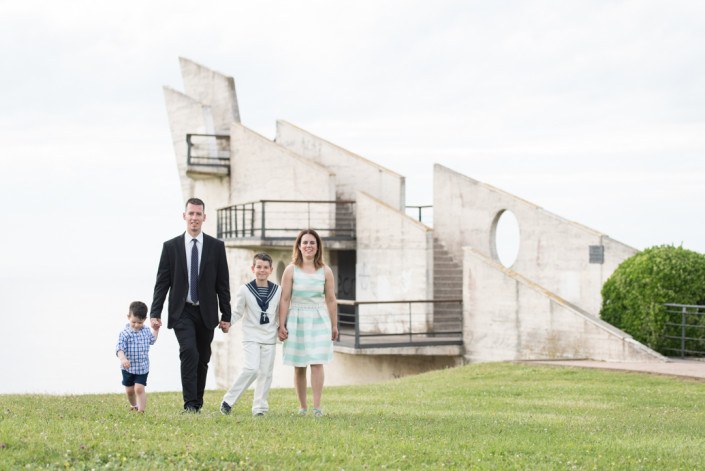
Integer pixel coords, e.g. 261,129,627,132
219,321,231,333
150,318,162,329
121,358,131,369
331,325,339,341
277,326,288,341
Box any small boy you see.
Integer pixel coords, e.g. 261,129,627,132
116,301,159,412
221,253,281,416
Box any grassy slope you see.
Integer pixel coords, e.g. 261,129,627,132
1,362,705,470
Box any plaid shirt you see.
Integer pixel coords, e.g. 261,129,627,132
115,324,156,374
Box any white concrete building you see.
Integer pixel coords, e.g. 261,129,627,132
162,58,664,390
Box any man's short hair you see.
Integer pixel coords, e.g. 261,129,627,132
185,198,205,211
129,301,148,320
253,252,273,267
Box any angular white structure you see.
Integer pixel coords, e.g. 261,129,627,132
162,59,665,390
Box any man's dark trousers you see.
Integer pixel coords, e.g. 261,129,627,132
174,303,214,410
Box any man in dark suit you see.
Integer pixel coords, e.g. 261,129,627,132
150,198,232,412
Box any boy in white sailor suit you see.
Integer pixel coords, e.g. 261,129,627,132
220,253,282,416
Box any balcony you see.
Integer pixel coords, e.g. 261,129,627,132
186,133,230,177
217,200,356,249
335,299,463,356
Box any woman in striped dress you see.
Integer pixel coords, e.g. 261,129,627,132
278,229,338,417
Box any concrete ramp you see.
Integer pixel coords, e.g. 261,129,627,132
179,57,240,132
275,120,405,210
463,247,666,363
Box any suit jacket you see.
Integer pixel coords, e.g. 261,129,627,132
150,232,232,329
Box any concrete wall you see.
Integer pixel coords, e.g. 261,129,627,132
162,86,230,235
463,247,664,363
434,164,637,315
179,57,240,133
355,192,434,333
324,353,462,385
275,121,405,210
229,122,336,234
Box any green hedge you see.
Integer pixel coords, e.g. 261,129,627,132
600,245,705,355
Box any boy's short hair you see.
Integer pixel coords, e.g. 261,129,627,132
253,252,273,267
129,301,148,320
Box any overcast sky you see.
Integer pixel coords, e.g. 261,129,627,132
1,0,704,394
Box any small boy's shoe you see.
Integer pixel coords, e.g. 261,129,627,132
220,401,232,415
254,412,265,417
129,405,138,412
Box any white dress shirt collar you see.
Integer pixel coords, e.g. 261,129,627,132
184,232,204,245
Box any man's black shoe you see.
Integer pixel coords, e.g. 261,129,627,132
220,401,232,415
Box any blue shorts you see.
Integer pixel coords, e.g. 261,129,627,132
121,370,149,387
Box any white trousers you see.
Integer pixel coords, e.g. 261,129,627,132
222,342,276,414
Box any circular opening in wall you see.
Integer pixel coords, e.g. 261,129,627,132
491,210,520,268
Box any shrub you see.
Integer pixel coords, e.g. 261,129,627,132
600,245,705,355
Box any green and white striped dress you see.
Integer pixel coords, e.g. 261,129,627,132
282,266,333,366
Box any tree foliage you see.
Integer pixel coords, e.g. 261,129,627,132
600,245,705,355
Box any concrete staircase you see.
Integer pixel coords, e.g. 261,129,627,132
433,238,463,333
334,201,355,238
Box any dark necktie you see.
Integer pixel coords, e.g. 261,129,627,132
190,239,199,303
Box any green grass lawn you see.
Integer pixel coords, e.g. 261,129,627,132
1,362,705,470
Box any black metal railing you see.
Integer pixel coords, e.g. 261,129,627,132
405,205,433,226
661,303,705,357
186,133,230,168
335,299,463,349
217,200,355,240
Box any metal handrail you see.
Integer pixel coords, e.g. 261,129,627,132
336,299,463,349
661,303,705,357
405,205,433,224
217,200,355,240
186,133,230,168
